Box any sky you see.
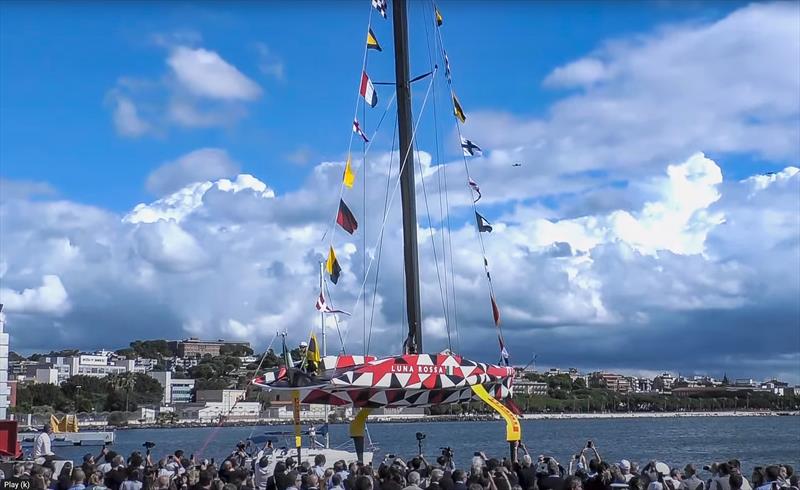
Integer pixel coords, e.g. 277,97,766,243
1,1,799,383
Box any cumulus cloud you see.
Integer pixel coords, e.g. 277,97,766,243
463,2,800,209
108,41,263,137
1,149,797,381
145,148,241,197
167,46,262,101
0,275,71,316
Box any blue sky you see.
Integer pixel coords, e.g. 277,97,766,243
1,1,798,382
1,0,748,211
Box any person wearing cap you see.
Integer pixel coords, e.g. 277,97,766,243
618,461,633,483
646,462,679,490
681,465,705,490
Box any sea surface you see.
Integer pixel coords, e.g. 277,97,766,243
46,417,799,475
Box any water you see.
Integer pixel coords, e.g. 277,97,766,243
48,417,799,474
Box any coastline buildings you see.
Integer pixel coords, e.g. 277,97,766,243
168,338,251,358
147,371,195,405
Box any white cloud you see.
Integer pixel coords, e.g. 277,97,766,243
167,46,262,101
0,275,71,316
145,148,241,196
111,95,151,137
108,41,264,136
255,43,285,81
465,2,799,200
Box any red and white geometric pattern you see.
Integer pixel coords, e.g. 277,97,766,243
253,353,514,408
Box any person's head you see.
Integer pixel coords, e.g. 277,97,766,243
315,455,326,467
765,467,781,483
718,464,731,477
307,474,320,489
548,459,560,476
129,452,144,470
105,450,118,464
354,476,372,490
565,476,583,490
127,469,144,483
13,464,24,477
286,458,296,470
408,472,421,486
257,457,269,469
453,470,466,484
89,472,104,486
521,455,532,469
729,473,743,490
222,460,233,471
684,465,697,478
198,471,213,488
751,468,765,487
619,461,631,476
670,469,682,481
72,469,86,484
44,424,53,434
286,470,300,489
588,460,600,475
331,475,342,487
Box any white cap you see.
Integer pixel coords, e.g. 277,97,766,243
299,341,308,347
618,460,631,471
655,462,670,477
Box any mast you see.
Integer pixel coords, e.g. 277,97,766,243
319,262,329,449
393,0,423,354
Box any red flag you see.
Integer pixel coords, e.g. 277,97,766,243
491,294,501,326
336,199,358,235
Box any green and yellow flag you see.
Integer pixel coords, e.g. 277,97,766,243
343,154,356,188
367,28,382,52
452,93,466,123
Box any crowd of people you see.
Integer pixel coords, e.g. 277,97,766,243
12,430,800,490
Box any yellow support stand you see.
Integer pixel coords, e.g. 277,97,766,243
471,384,521,459
349,408,371,463
292,390,302,457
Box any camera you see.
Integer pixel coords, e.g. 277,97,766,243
415,432,426,441
440,447,453,460
143,441,156,449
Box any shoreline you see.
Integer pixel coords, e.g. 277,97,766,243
55,410,798,431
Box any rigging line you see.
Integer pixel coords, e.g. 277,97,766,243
421,0,453,345
367,113,399,356
250,332,279,380
323,279,347,354
431,1,507,352
322,92,398,245
362,88,367,356
342,72,437,348
414,142,452,351
321,4,375,244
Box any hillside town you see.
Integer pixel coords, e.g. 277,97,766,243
3,337,797,428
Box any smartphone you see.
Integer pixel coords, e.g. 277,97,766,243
587,441,593,449
474,452,482,457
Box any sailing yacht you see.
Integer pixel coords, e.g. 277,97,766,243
253,0,522,462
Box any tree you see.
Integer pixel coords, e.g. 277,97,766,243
15,383,69,412
220,344,254,357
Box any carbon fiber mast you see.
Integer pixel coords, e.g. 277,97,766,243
393,0,423,355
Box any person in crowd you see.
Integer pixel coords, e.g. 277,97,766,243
681,465,705,490
755,467,782,490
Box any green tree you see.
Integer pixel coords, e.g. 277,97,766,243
220,344,254,357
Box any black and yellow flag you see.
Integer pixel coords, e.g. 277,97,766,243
452,93,466,123
326,246,342,284
435,7,443,26
367,28,382,52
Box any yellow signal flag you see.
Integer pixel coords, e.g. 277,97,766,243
343,154,356,188
435,7,443,26
452,93,466,123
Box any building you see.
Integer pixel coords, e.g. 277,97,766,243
148,371,196,404
513,379,548,396
734,378,758,388
634,377,653,393
653,373,676,393
0,312,10,419
169,338,251,359
180,389,260,422
589,372,632,393
760,379,789,396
